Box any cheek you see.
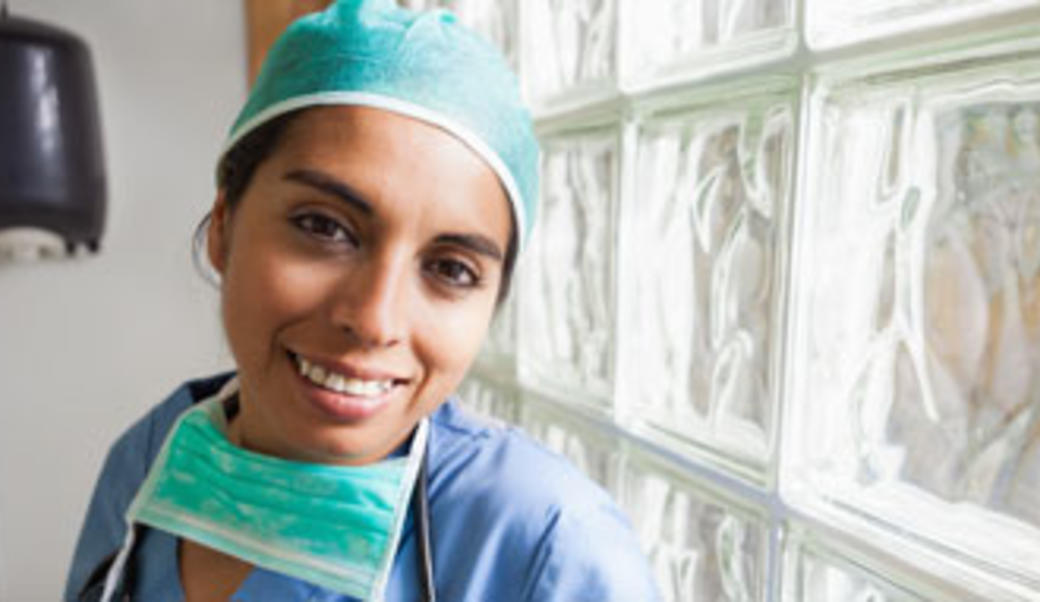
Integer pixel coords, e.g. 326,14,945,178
415,297,496,394
220,240,335,363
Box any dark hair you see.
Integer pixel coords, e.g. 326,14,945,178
194,109,519,305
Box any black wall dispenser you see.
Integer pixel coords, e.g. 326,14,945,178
0,1,106,259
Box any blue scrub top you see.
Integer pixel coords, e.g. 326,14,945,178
65,374,661,601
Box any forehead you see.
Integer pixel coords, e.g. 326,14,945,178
271,105,511,239
276,106,494,186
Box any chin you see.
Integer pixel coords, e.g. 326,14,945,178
285,422,399,465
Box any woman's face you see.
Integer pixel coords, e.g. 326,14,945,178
208,106,511,465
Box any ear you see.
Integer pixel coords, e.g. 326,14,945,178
207,192,231,275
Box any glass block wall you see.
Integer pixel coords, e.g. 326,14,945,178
406,1,1040,599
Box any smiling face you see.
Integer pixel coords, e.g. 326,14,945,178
207,105,512,466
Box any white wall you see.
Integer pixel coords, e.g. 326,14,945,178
0,488,7,600
0,1,245,598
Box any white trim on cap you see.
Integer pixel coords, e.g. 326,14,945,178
222,92,528,248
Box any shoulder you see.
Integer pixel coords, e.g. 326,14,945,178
428,399,609,515
424,400,660,602
64,372,234,601
103,373,232,484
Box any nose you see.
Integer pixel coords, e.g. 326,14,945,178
330,250,409,348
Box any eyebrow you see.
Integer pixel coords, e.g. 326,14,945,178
284,168,504,262
435,233,503,262
284,169,373,215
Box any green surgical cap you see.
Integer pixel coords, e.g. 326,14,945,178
224,0,539,246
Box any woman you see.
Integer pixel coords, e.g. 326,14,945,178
65,0,659,600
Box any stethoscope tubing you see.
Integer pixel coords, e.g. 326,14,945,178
413,443,437,602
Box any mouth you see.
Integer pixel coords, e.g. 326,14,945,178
286,350,407,421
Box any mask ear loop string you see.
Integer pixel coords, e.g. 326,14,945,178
413,448,436,602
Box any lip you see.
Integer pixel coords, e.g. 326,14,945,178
286,349,408,423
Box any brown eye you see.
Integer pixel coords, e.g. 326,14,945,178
291,213,356,246
425,257,480,288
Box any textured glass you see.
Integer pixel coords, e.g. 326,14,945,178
457,375,521,424
625,84,795,477
478,293,518,371
519,399,621,491
620,454,768,602
622,0,795,90
786,43,1040,596
806,0,1039,49
524,0,617,106
399,0,518,68
782,531,927,601
519,127,618,405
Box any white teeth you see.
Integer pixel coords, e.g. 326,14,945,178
293,353,393,397
325,372,345,391
341,378,390,396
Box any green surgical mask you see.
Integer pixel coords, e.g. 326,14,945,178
100,379,427,601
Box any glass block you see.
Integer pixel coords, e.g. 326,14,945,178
519,126,619,408
399,0,519,69
478,290,518,370
621,0,796,91
622,80,797,480
785,38,1040,597
620,451,770,602
781,528,930,601
456,374,521,424
806,0,1040,50
518,396,622,492
523,0,618,110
